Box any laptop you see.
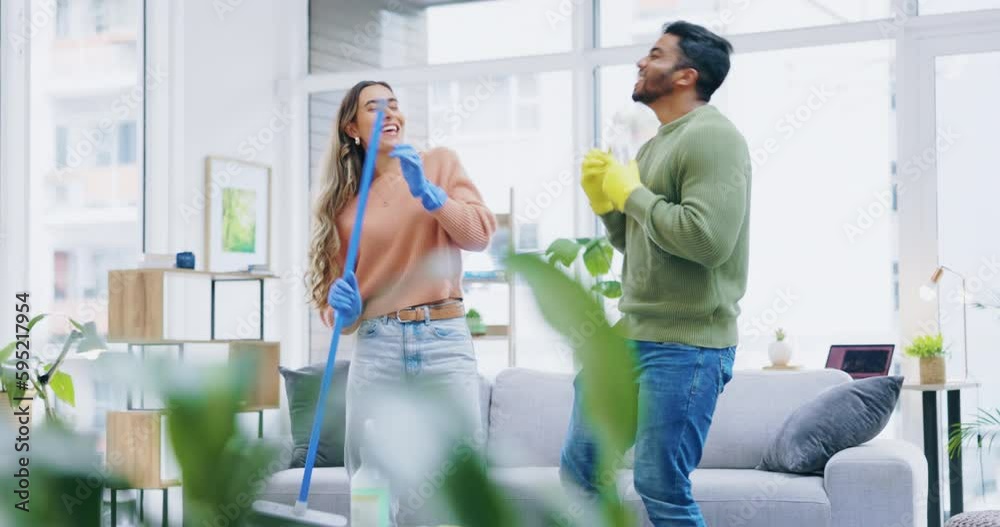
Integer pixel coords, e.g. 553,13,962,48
825,344,895,380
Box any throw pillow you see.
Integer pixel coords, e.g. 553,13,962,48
280,361,350,468
757,375,903,474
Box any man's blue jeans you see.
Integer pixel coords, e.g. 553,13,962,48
560,341,736,527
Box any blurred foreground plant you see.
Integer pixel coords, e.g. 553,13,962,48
158,356,280,526
0,425,126,526
546,237,622,300
433,253,638,527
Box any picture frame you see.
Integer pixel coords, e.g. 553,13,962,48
204,157,272,272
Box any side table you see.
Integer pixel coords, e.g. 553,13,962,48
902,381,979,527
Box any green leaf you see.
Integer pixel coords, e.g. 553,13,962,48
950,407,1000,457
68,317,85,332
26,313,48,332
583,238,614,277
545,238,583,268
1,365,27,408
592,281,623,299
76,322,107,353
507,253,638,527
506,254,637,454
48,371,75,407
441,450,518,527
0,342,15,364
161,356,264,524
904,333,946,358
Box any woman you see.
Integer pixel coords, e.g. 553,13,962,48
306,80,496,521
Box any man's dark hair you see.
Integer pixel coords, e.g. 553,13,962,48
663,21,733,102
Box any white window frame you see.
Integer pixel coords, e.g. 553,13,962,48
1,0,31,332
294,1,1000,453
296,0,1000,342
0,0,148,327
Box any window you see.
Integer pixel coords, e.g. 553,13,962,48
308,0,572,73
29,0,143,343
92,0,107,34
118,121,136,164
599,0,892,46
56,0,70,38
54,251,72,300
95,126,113,167
304,0,1000,383
55,126,69,167
920,0,1000,14
599,41,898,370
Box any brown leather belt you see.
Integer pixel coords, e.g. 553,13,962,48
374,300,465,322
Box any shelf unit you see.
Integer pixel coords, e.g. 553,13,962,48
463,188,518,367
104,268,280,525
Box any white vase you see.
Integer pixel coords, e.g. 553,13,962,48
768,341,793,366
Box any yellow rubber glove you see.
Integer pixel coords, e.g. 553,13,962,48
602,158,642,211
581,149,615,215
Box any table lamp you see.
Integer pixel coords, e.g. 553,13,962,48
920,265,969,380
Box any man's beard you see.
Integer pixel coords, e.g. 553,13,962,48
632,67,677,104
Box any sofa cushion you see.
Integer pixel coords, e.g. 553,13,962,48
700,369,852,469
758,375,903,474
488,368,574,467
686,469,831,527
490,467,831,527
280,361,350,468
260,467,350,515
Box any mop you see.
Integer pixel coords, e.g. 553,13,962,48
252,100,388,526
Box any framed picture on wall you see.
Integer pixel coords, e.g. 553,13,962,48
204,157,271,272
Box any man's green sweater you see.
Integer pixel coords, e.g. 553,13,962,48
603,104,751,349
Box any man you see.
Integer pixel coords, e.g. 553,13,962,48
560,21,751,527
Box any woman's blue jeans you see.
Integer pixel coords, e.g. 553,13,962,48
560,341,736,527
344,314,482,526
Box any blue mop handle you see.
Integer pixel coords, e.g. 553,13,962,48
297,107,386,506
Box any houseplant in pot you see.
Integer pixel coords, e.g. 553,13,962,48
544,237,622,301
465,308,488,337
904,332,946,384
768,328,793,367
0,314,105,424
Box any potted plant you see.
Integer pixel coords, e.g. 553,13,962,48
904,332,946,384
768,328,793,367
466,308,488,337
0,314,105,423
544,237,621,300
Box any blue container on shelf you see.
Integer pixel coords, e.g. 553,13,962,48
176,252,195,269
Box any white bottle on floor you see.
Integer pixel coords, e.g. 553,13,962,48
351,419,391,527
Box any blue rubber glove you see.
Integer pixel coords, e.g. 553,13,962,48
389,144,447,212
327,270,362,327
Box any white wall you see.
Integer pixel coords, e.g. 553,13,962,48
144,0,309,447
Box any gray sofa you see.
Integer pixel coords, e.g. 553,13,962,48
262,365,927,527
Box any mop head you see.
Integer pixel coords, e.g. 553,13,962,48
249,500,347,526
